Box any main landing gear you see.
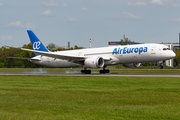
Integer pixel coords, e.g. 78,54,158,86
81,69,91,74
99,65,110,74
81,66,110,74
99,69,109,74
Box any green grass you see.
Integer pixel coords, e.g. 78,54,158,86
0,76,180,120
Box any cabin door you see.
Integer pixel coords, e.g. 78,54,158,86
151,46,156,54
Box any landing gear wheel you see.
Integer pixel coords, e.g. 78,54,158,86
81,69,91,74
100,70,103,74
85,70,91,74
99,69,110,74
159,63,164,69
106,69,110,73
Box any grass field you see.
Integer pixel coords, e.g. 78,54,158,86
0,76,180,120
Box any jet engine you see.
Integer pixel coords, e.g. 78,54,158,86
84,56,104,68
122,63,141,68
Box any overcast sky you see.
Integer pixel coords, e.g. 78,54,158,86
1,0,180,48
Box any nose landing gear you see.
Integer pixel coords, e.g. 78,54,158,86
158,61,165,69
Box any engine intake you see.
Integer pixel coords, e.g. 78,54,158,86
84,56,104,68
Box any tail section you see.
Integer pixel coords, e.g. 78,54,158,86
27,30,49,56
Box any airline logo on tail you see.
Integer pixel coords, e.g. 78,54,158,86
33,41,41,50
27,30,49,53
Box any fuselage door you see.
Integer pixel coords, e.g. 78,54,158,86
151,46,156,54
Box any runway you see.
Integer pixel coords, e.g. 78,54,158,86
0,72,180,77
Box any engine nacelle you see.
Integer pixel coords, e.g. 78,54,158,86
84,56,104,68
122,63,141,68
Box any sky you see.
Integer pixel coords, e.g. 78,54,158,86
1,0,180,48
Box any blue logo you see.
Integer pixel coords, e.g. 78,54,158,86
33,41,41,50
112,47,148,55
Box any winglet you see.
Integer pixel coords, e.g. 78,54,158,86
27,30,49,56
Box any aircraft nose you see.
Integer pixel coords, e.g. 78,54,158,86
170,51,176,58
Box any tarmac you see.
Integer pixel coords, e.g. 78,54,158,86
0,72,180,77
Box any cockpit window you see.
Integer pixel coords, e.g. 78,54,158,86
163,48,170,50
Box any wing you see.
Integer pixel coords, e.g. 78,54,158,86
20,48,86,61
6,46,112,62
20,48,113,62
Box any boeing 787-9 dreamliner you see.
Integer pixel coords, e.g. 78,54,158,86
9,30,176,74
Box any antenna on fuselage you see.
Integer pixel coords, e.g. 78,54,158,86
89,38,92,48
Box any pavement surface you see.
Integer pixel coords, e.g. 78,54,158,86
0,72,180,77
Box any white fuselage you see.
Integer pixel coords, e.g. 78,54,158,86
30,43,175,68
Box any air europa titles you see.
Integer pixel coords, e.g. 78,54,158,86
112,47,148,55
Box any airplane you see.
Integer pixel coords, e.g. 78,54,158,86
9,30,176,74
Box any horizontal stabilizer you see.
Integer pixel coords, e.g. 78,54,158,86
7,57,41,61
